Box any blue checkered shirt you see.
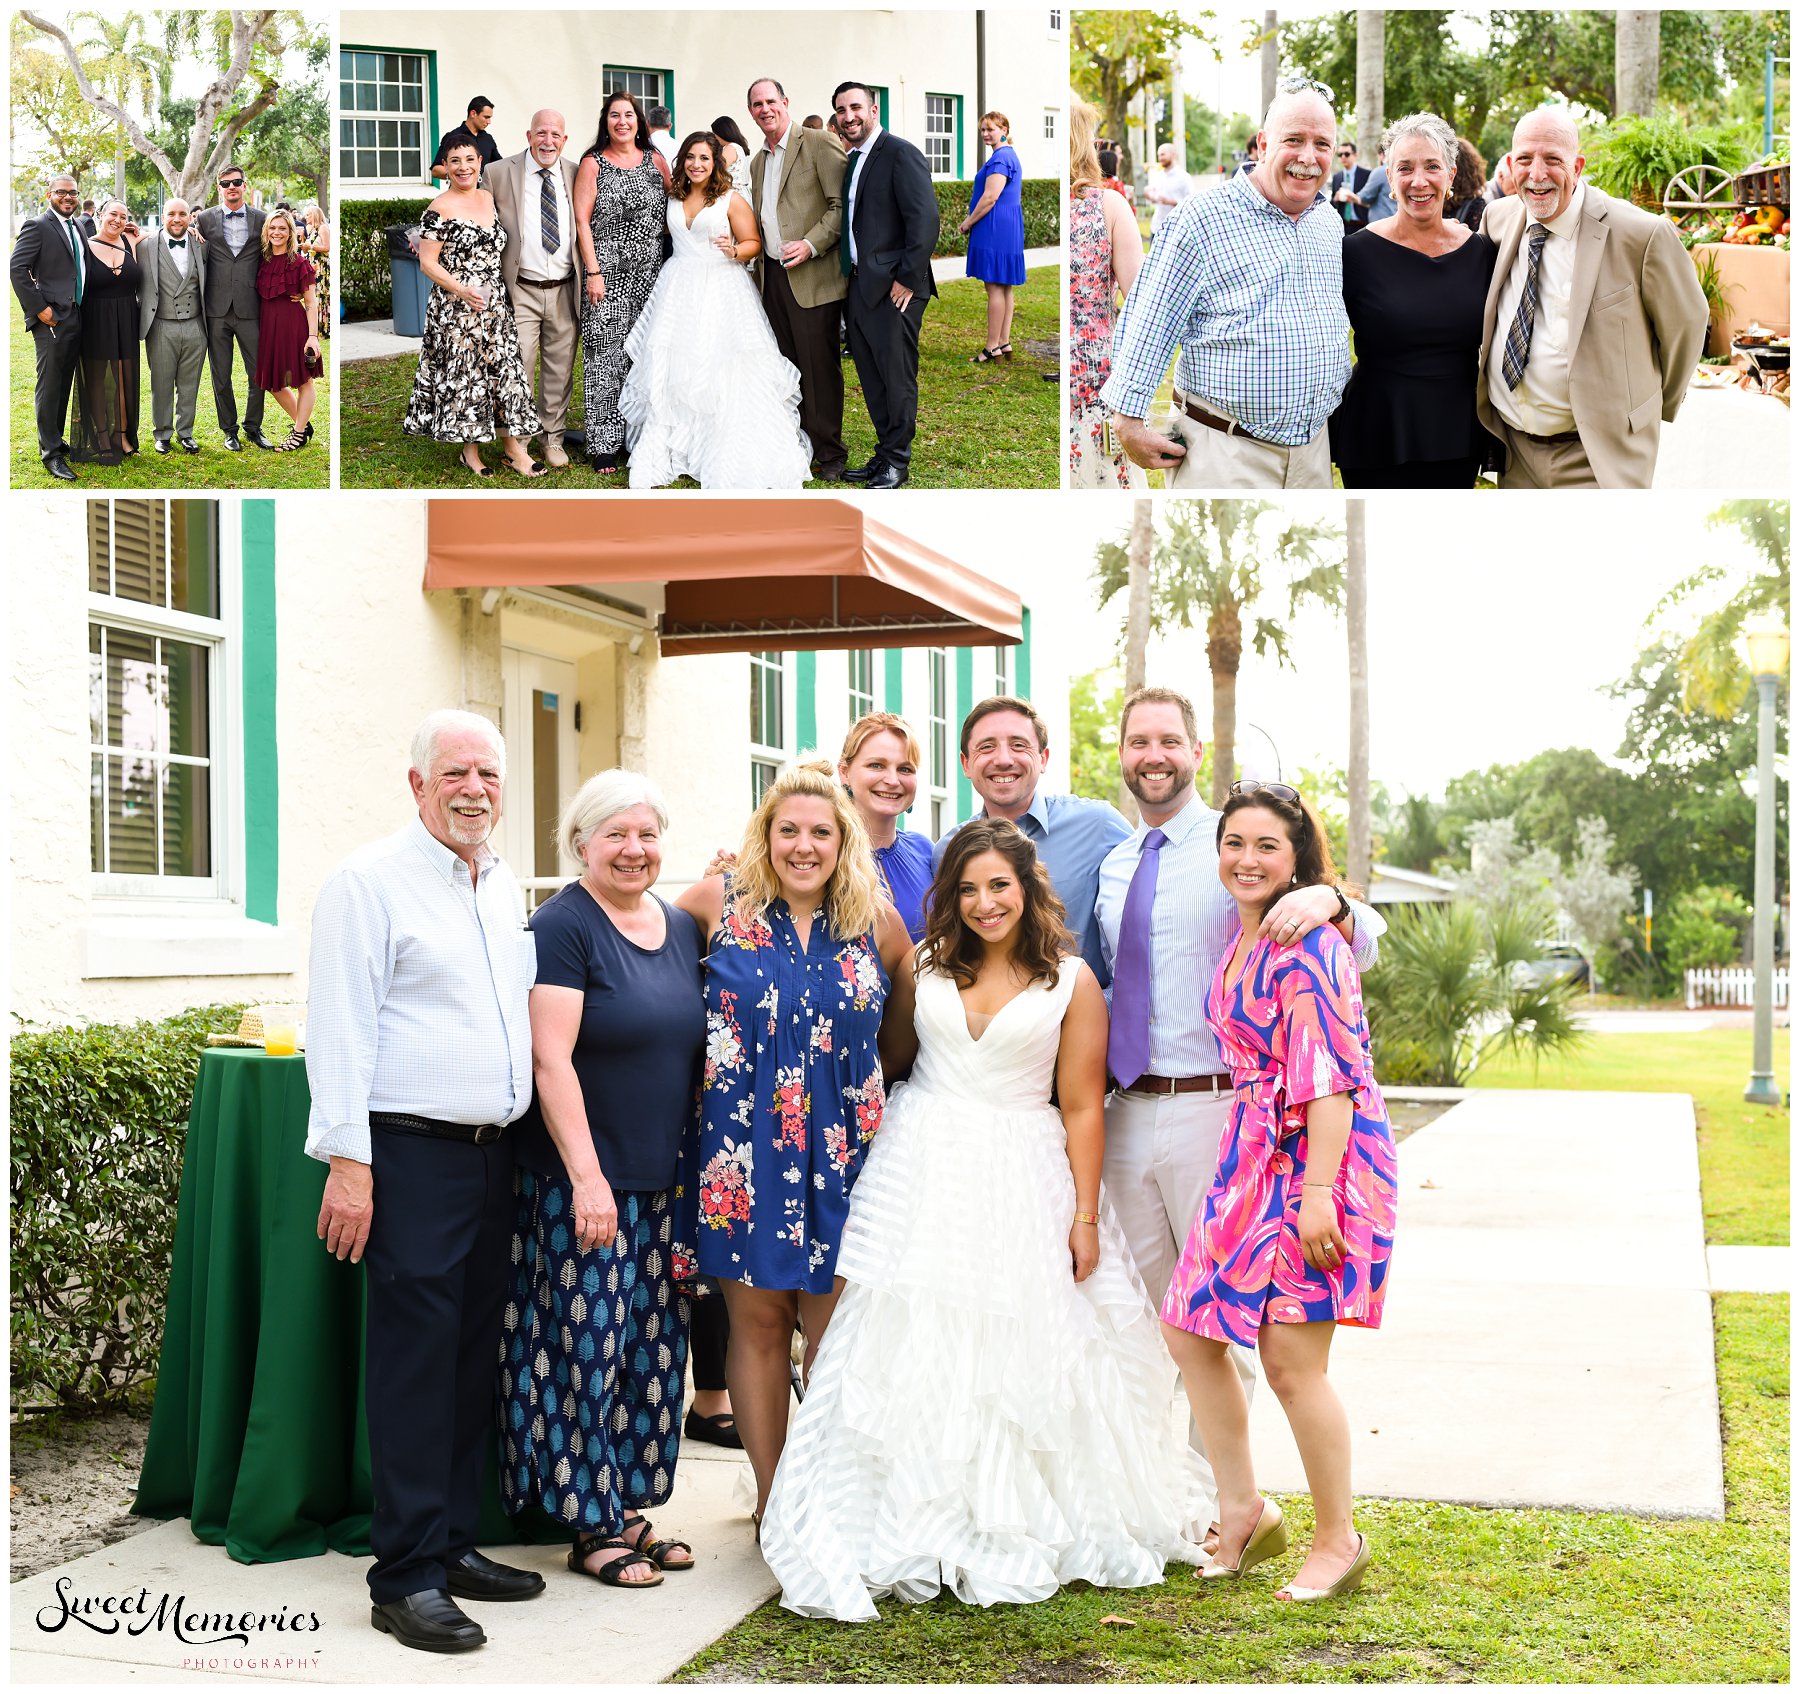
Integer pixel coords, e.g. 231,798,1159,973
1099,170,1351,444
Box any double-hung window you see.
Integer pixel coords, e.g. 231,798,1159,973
339,49,429,182
750,650,787,804
926,649,952,836
848,650,876,721
925,94,957,178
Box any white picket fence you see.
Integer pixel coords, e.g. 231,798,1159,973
1685,966,1790,1009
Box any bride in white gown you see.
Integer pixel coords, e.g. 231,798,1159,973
760,819,1212,1622
620,132,812,488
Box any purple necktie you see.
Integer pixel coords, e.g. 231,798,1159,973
1107,827,1166,1088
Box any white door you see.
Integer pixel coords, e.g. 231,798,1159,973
500,648,579,902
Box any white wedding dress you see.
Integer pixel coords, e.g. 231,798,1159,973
760,958,1213,1622
620,190,812,488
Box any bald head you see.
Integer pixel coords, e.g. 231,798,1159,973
162,197,192,237
1260,89,1335,143
1507,107,1584,223
526,109,567,167
1512,106,1580,155
1251,91,1336,221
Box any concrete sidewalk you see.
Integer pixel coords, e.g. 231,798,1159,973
1653,383,1789,490
336,246,1061,363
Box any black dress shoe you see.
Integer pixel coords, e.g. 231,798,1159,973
44,453,76,482
224,434,243,452
842,458,883,483
370,1589,485,1653
155,439,172,455
863,462,909,489
813,462,849,483
179,436,200,454
446,1551,547,1602
244,424,274,450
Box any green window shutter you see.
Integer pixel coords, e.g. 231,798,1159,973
1016,607,1032,700
956,94,965,177
797,651,818,752
883,648,903,712
241,502,279,924
955,647,974,819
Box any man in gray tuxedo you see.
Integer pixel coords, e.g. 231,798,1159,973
139,198,208,455
193,162,270,451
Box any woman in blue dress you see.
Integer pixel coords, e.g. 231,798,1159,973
959,111,1028,363
840,712,933,941
677,761,917,1526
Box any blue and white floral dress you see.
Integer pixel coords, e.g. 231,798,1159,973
694,890,889,1293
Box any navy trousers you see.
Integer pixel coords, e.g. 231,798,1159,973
363,1124,513,1604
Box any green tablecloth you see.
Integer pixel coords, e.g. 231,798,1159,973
134,1049,527,1563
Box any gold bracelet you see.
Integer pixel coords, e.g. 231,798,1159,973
1073,1210,1099,1226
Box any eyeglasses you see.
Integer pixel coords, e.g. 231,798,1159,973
1230,780,1301,804
1336,149,1354,158
1276,74,1335,102
219,177,245,188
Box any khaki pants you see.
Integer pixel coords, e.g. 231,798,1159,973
1104,1085,1257,1482
510,278,577,447
1498,425,1600,489
1164,404,1332,489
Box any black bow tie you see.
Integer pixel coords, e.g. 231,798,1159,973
225,208,245,217
168,237,187,248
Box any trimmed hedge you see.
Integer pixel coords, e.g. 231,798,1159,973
338,179,1062,315
11,1003,245,1410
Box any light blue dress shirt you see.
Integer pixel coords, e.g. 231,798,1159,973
1095,795,1386,1077
1099,168,1350,443
934,791,1133,981
1359,165,1397,221
304,817,537,1164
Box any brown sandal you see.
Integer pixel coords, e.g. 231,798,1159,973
568,1530,662,1587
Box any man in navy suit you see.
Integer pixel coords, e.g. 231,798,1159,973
832,80,940,489
9,173,87,480
1330,140,1373,229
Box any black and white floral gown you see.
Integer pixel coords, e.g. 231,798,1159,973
579,151,668,457
402,209,541,443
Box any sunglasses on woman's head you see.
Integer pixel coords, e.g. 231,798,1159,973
1230,780,1301,804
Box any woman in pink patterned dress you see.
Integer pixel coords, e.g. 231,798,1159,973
1161,782,1398,1603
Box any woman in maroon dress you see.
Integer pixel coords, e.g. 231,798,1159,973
254,208,322,451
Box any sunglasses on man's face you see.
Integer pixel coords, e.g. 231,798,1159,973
220,178,245,189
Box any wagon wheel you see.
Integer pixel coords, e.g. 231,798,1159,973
1662,163,1739,239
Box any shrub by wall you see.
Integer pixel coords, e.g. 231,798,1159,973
340,180,1061,313
11,1003,244,1410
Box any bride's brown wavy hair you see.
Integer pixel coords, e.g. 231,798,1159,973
919,818,1073,991
671,132,732,203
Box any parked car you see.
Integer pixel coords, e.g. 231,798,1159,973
1517,942,1592,991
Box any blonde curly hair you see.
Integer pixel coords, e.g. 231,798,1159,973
731,759,885,941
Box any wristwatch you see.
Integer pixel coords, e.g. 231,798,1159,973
1332,887,1352,924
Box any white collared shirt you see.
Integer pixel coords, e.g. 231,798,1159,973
164,232,190,278
1487,181,1586,434
759,122,792,263
304,817,537,1164
1095,793,1385,1076
220,205,250,255
844,123,884,266
517,156,573,282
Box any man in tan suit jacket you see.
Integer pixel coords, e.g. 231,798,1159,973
748,77,850,480
484,111,581,467
1476,107,1707,489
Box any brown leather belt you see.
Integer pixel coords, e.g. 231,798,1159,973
513,274,570,289
1173,391,1277,446
1516,428,1581,445
1109,1073,1233,1097
370,1111,505,1146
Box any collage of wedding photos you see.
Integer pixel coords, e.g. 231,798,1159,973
5,3,1791,1688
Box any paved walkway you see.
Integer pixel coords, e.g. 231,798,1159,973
9,1087,1735,1683
1654,383,1789,490
336,247,1062,363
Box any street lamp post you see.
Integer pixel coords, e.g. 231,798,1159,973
1741,615,1788,1107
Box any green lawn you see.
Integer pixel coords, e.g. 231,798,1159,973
675,1296,1788,1683
1475,1027,1791,1246
10,327,331,491
336,269,1059,490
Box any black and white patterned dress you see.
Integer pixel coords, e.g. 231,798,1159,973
402,208,542,443
579,151,668,457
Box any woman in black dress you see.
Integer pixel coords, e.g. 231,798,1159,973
573,91,672,475
1328,112,1500,490
72,199,143,464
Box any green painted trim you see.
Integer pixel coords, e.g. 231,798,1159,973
240,502,278,925
1016,607,1032,700
426,51,439,175
883,649,903,712
338,45,438,183
796,651,818,753
956,93,966,177
955,647,974,819
868,85,890,129
603,64,676,121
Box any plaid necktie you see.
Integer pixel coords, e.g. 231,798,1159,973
538,166,559,255
1501,223,1551,391
840,149,861,276
1105,827,1167,1089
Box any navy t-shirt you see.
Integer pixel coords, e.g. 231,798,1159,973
511,884,705,1191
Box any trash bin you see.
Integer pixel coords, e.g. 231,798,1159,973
384,223,430,337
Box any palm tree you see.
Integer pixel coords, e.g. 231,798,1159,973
1355,10,1384,155
1655,500,1790,717
1095,501,1345,805
1117,498,1154,823
1614,11,1661,118
1260,11,1281,121
69,9,165,199
1345,500,1371,893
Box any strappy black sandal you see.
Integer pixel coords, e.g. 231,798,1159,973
971,345,1005,363
568,1529,662,1588
621,1512,694,1571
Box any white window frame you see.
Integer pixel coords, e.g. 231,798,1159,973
1049,10,1064,33
924,94,956,180
338,48,429,184
750,649,789,804
847,650,876,722
927,648,951,838
87,503,236,905
1044,107,1058,141
992,645,1011,698
604,65,668,112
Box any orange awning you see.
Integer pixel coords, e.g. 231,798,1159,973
423,499,1022,656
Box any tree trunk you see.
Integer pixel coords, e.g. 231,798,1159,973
1260,12,1280,123
1355,11,1385,156
1117,500,1155,824
1345,501,1372,894
1615,11,1660,118
1206,601,1243,809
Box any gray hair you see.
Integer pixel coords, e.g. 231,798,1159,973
1260,85,1336,139
560,768,669,861
409,709,506,779
746,77,786,103
1381,111,1457,173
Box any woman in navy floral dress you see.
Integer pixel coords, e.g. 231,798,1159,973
677,760,916,1526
